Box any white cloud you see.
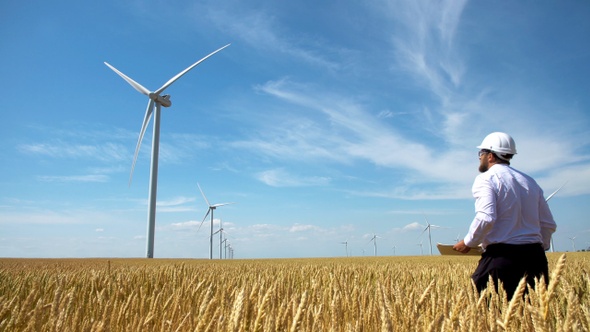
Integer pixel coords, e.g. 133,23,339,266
157,196,197,213
256,168,331,187
19,141,129,162
169,220,200,231
37,175,110,183
289,224,320,233
402,222,423,232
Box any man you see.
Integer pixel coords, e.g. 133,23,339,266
453,132,557,300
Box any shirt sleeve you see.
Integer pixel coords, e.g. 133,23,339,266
539,190,557,250
464,175,496,248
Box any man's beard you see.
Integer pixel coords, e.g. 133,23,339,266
479,159,489,173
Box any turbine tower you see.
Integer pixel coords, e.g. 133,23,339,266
197,183,235,259
105,44,230,258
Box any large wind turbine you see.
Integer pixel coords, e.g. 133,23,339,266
104,44,230,258
197,183,235,259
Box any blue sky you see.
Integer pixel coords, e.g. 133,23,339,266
1,1,589,258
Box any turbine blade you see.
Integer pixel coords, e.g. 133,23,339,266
202,209,211,223
129,99,155,185
197,183,211,207
104,62,151,96
546,181,568,201
212,202,236,208
154,44,231,95
196,209,211,232
423,214,431,226
418,226,429,237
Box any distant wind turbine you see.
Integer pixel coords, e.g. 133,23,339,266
546,181,567,252
569,236,577,252
212,226,227,259
369,234,380,256
197,183,235,259
216,219,232,259
223,239,231,259
419,215,445,256
104,44,230,258
417,240,424,255
340,240,349,257
392,245,396,256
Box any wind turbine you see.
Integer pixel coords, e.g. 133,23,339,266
419,215,444,256
369,234,380,256
569,236,577,252
212,227,226,259
217,218,232,259
219,219,224,259
546,181,567,252
104,44,230,258
417,240,424,255
228,244,234,259
392,245,396,256
197,183,235,259
224,239,231,259
340,240,349,257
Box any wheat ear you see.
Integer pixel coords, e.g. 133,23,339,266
497,276,526,330
543,253,566,319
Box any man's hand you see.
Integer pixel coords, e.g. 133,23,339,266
453,240,472,254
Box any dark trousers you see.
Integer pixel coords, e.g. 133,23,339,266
471,243,549,300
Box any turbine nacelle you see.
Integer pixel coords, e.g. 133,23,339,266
149,93,172,107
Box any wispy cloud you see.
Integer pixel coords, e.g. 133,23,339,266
251,79,475,189
201,4,341,71
256,168,331,188
157,196,197,213
385,0,468,99
19,141,129,162
37,175,110,183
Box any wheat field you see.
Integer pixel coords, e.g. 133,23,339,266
0,253,588,331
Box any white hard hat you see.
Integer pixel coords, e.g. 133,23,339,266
477,132,517,156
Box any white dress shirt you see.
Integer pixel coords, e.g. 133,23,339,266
464,164,557,250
